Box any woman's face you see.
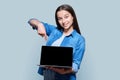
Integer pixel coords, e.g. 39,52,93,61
57,10,73,32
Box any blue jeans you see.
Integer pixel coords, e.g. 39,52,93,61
43,69,76,80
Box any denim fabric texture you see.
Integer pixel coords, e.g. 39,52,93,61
38,22,85,80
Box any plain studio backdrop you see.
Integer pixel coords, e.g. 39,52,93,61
0,0,120,80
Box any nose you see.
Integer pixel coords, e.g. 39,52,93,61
62,18,66,24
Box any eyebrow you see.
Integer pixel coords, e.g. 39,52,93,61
57,14,69,18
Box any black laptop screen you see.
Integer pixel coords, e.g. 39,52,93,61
40,46,73,68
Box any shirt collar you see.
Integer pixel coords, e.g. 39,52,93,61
59,29,78,37
65,30,77,37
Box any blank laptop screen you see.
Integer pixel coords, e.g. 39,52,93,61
39,46,73,68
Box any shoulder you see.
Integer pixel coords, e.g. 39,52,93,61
72,31,85,51
72,30,85,42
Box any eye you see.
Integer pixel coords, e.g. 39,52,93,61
64,15,69,19
57,17,62,21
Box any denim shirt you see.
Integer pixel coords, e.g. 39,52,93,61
38,22,85,80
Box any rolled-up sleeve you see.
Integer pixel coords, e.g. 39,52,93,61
72,36,85,73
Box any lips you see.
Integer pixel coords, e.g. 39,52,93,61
63,23,68,27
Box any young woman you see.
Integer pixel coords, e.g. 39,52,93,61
28,4,85,80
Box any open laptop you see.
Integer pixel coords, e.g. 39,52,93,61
38,46,73,68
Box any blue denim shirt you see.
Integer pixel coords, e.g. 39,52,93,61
38,22,85,80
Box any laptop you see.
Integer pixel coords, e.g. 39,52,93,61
38,46,73,68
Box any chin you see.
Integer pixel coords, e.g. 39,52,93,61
64,26,69,29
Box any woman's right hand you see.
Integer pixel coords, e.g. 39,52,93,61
28,18,48,40
28,18,40,29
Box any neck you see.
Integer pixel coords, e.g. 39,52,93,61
63,27,73,36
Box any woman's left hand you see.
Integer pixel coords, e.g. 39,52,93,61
47,67,73,74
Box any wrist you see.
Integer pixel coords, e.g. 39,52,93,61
37,22,44,30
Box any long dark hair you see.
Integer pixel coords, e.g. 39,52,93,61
55,4,81,34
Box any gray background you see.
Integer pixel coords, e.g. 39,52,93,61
0,0,120,80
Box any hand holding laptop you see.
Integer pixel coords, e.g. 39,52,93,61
45,66,72,74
